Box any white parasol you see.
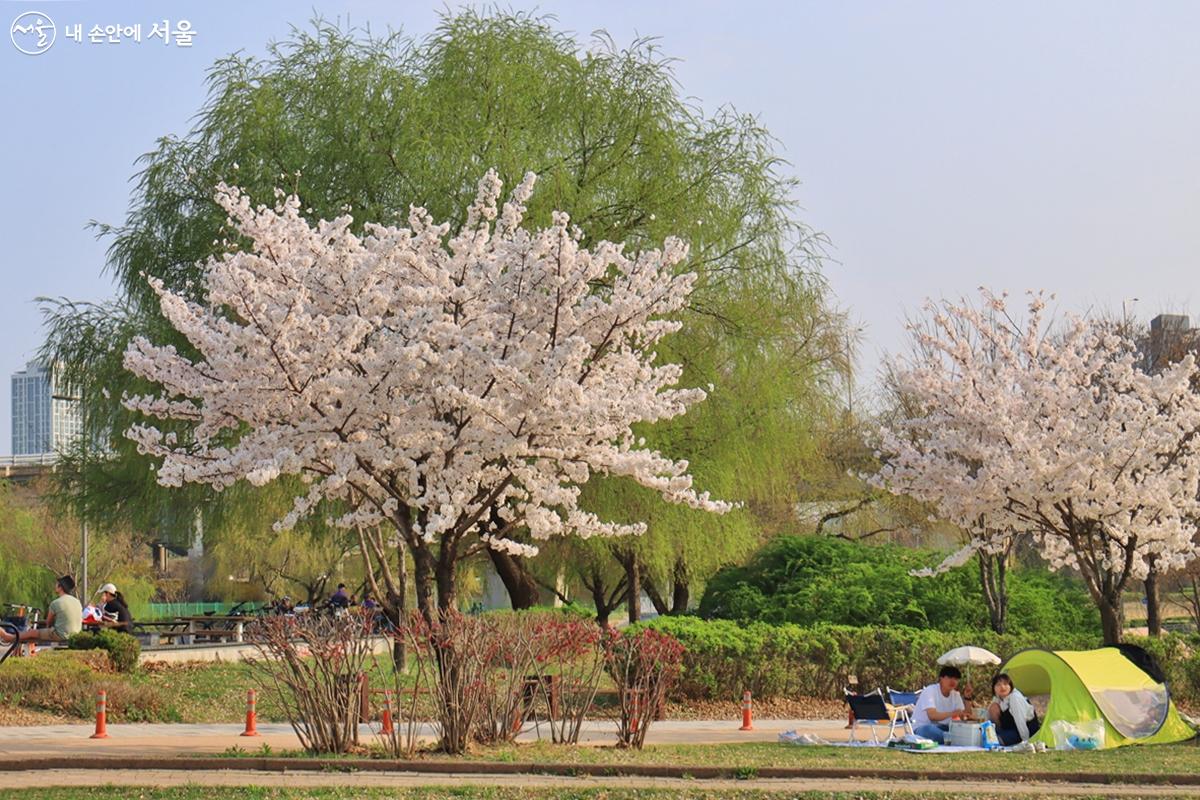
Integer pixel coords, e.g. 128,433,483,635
936,646,1001,667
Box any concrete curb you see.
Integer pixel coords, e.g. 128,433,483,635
0,756,1195,786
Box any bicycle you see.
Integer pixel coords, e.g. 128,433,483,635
0,604,43,665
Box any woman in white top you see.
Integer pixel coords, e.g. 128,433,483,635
988,672,1041,745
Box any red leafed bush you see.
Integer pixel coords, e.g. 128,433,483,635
605,627,684,749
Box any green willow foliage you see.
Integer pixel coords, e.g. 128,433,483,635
41,11,846,599
700,535,1101,639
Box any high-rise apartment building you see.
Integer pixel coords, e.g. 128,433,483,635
11,361,81,455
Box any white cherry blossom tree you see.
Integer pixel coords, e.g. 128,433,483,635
872,291,1200,643
122,170,731,622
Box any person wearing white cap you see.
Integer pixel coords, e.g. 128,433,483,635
96,583,132,633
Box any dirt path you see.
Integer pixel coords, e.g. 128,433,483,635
0,768,1194,797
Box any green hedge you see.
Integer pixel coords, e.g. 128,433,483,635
639,616,1108,701
1123,634,1200,707
640,617,1200,706
67,630,141,673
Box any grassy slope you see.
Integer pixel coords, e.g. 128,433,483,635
0,653,418,723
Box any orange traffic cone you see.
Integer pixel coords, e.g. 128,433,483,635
739,690,754,731
381,690,394,736
90,690,109,739
241,689,260,736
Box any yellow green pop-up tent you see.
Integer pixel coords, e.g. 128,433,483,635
1001,647,1195,749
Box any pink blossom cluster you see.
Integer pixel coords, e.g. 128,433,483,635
123,170,730,556
873,290,1200,592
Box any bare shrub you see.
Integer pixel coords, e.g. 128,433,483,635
374,628,432,758
474,612,543,745
247,613,375,754
388,611,608,754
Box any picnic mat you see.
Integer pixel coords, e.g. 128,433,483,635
900,745,989,753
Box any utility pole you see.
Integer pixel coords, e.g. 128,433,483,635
81,521,89,600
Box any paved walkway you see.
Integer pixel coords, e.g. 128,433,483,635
0,718,854,757
0,768,1194,796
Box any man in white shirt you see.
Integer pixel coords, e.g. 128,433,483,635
911,666,969,743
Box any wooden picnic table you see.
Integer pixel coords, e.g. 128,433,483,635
132,619,192,646
134,616,253,645
174,615,252,644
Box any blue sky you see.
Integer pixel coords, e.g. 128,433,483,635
3,1,1199,453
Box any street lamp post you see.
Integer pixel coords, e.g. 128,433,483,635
845,326,865,415
1122,297,1139,330
51,390,87,596
81,522,88,600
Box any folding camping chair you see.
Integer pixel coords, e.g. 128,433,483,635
844,689,896,745
886,687,918,739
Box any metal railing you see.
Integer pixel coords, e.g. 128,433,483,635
142,602,241,620
0,454,58,467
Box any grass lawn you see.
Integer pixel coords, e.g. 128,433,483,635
0,790,1152,800
211,739,1200,780
457,740,1200,776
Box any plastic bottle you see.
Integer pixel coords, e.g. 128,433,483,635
979,720,1000,749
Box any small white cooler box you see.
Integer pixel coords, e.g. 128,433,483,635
947,721,982,747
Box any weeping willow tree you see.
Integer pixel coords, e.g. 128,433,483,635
537,267,845,622
203,481,363,606
40,10,846,618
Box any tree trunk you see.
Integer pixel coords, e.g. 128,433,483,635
1099,594,1124,645
390,538,408,668
671,579,689,615
670,558,689,615
582,566,623,628
435,545,458,615
1187,576,1200,633
412,545,436,624
978,549,1008,635
1145,557,1162,637
625,553,641,624
589,580,612,627
641,572,670,616
487,547,540,610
